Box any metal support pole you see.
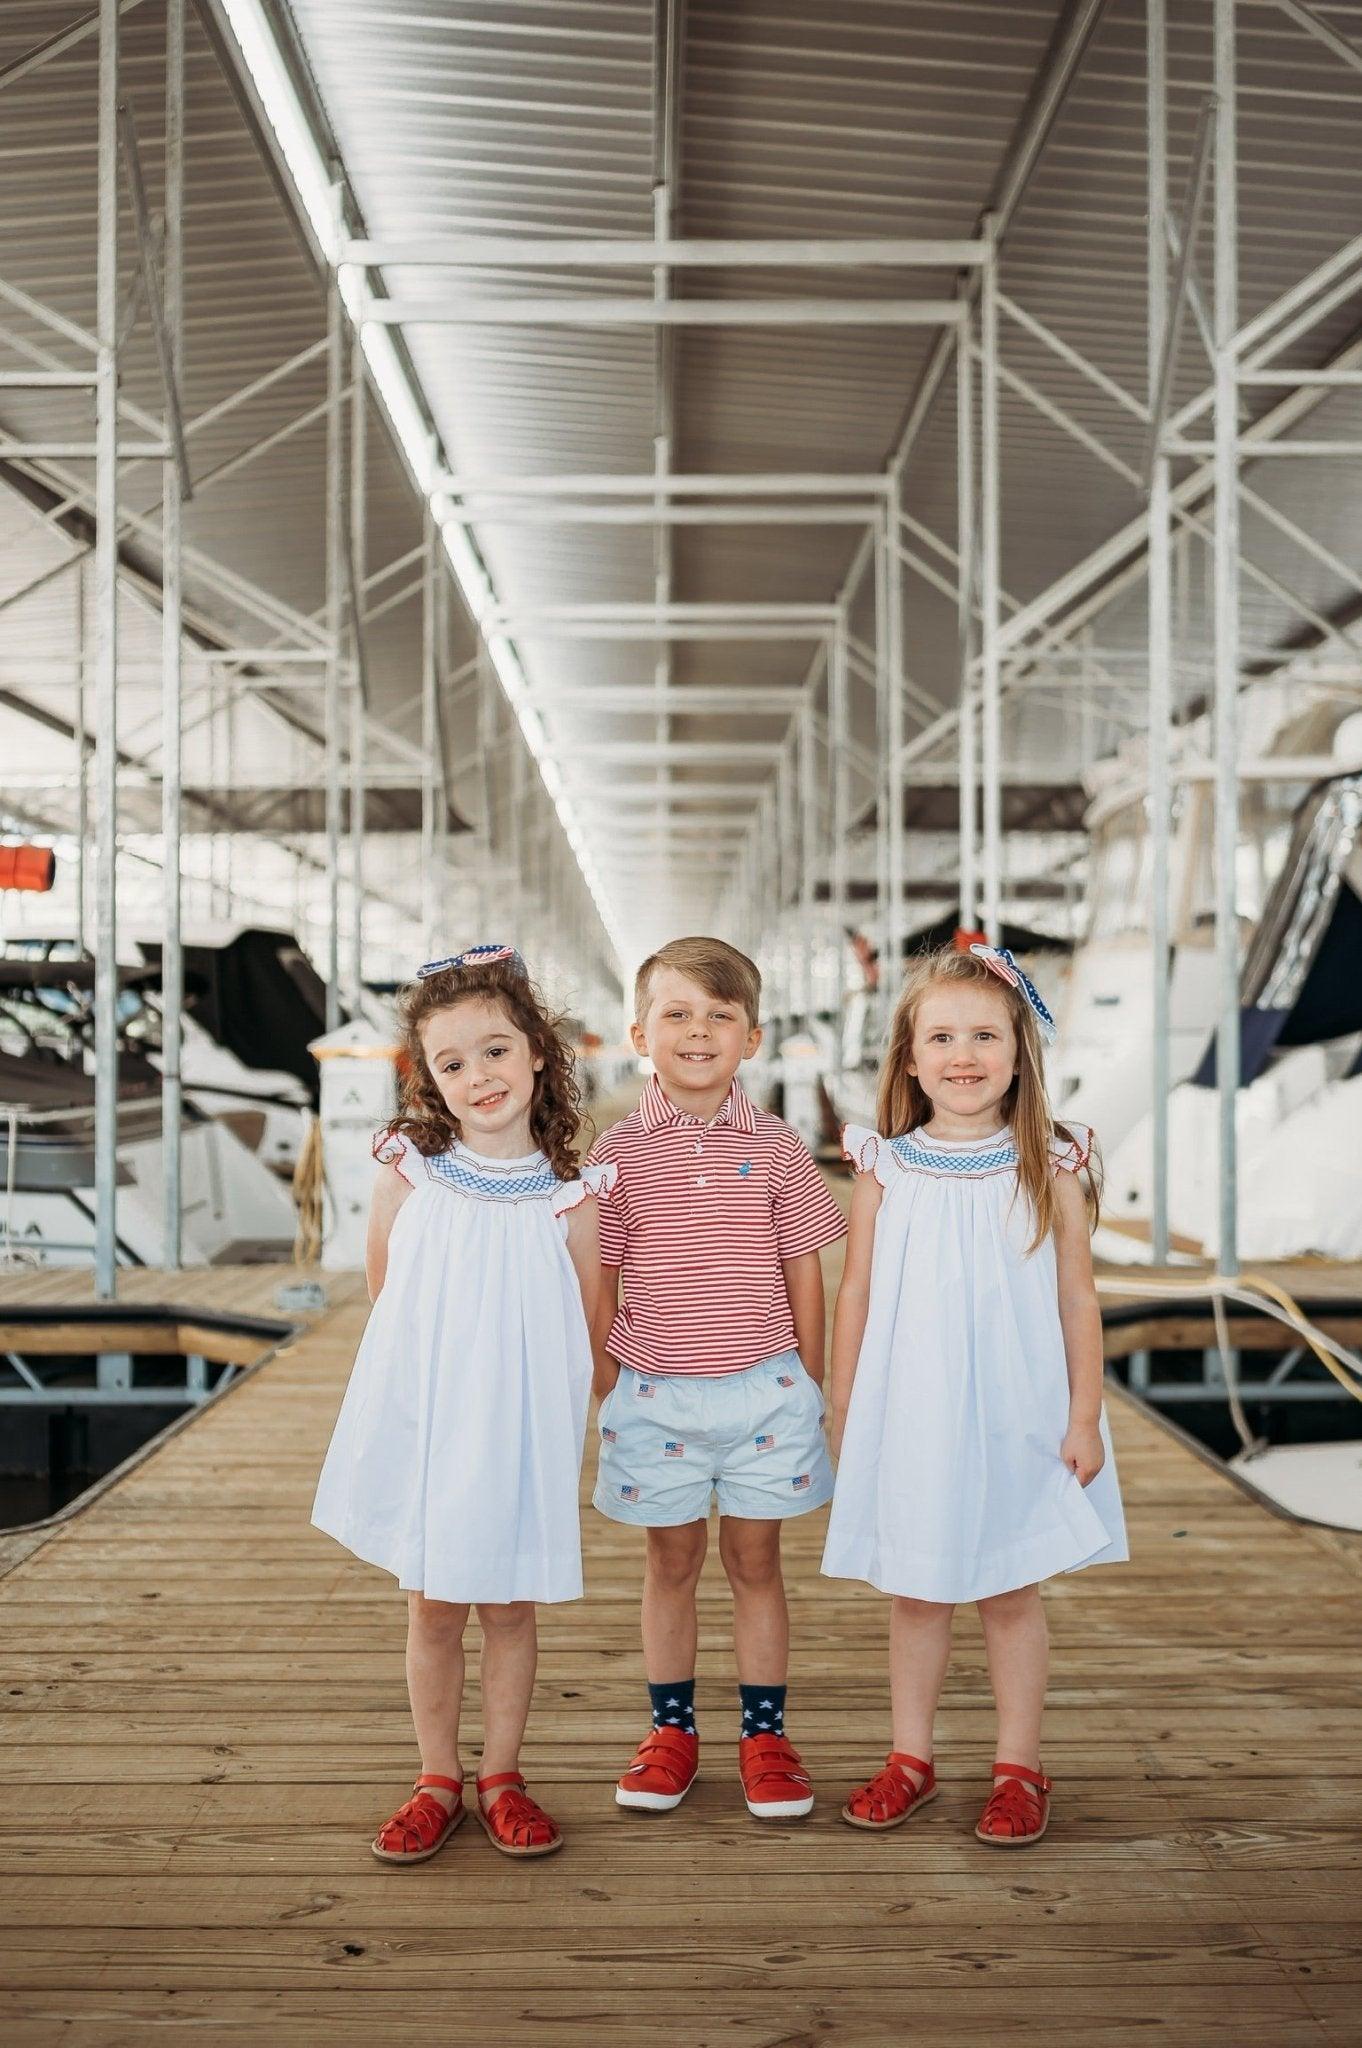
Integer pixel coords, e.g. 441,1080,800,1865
874,513,892,995
1147,0,1173,1265
420,502,438,958
980,215,1003,945
75,564,89,956
885,472,906,984
161,0,184,1268
799,699,817,1024
323,238,344,1029
1213,0,1240,1275
956,310,978,929
93,0,119,1299
830,613,849,1034
348,325,366,1011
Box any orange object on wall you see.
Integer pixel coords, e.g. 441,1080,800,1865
0,845,57,892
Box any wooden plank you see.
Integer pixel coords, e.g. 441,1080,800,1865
0,1229,1357,2043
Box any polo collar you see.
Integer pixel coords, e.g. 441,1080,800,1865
639,1072,758,1137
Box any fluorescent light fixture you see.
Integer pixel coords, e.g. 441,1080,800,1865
214,0,628,973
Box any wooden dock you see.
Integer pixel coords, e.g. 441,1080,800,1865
1,1245,1360,2045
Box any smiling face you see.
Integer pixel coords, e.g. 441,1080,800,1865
908,979,1018,1133
418,997,544,1155
632,967,762,1116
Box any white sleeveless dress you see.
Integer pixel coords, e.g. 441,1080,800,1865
821,1122,1128,1604
312,1135,615,1605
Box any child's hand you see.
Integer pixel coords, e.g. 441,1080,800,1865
1060,1419,1105,1486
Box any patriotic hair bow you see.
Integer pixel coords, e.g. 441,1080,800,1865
968,942,1058,1045
417,943,525,980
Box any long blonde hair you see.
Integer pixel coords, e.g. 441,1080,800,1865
876,945,1100,1252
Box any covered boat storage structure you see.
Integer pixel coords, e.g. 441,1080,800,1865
1,2,1361,2042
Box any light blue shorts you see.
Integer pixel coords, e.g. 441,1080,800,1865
592,1349,834,1526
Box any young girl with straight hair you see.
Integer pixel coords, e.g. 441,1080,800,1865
312,945,614,1864
823,942,1127,1845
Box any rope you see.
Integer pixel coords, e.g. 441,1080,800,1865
1096,1272,1362,1435
290,1112,324,1266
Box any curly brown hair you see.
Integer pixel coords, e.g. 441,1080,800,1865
383,958,587,1180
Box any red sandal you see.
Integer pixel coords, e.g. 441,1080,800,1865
842,1751,938,1831
975,1761,1052,1845
476,1771,563,1857
371,1773,465,1864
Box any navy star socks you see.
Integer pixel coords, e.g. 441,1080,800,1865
648,1678,696,1735
739,1683,787,1738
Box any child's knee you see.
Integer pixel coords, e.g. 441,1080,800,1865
407,1591,469,1639
718,1520,783,1591
475,1599,536,1636
976,1583,1042,1623
645,1521,707,1592
891,1593,954,1625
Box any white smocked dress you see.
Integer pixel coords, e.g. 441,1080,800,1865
312,1135,615,1605
821,1122,1128,1604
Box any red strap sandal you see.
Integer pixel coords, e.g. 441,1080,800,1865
371,1773,465,1864
476,1771,563,1858
842,1750,938,1831
975,1761,1052,1846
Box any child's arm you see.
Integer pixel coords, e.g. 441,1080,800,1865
827,1172,883,1457
783,1250,827,1389
564,1197,601,1331
589,1265,621,1402
1053,1166,1106,1484
364,1162,412,1302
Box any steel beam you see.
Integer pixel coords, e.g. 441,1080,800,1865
92,0,119,1300
367,296,965,329
343,235,987,269
161,0,184,1269
957,310,978,930
1213,0,1240,1276
323,240,344,1031
1147,0,1172,1264
979,218,1003,944
438,473,888,498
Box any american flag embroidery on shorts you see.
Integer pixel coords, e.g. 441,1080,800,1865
601,1425,618,1443
664,1440,685,1459
620,1484,641,1502
636,1380,655,1398
776,1373,795,1387
755,1433,775,1452
791,1473,811,1492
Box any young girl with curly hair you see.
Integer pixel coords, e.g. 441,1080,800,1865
823,943,1128,1846
312,944,614,1864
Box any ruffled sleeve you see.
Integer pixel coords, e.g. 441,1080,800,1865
551,1158,618,1217
1049,1121,1094,1176
372,1128,416,1185
842,1124,895,1189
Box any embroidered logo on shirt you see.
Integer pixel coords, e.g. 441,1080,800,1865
755,1433,775,1452
664,1440,685,1459
620,1484,641,1502
636,1381,656,1399
601,1426,618,1443
791,1472,811,1491
738,1160,751,1177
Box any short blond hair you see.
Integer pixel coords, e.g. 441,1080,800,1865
634,936,762,1027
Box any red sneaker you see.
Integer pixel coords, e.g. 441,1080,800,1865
615,1725,699,1811
739,1732,814,1819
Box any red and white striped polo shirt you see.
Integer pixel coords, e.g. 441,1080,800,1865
587,1074,847,1376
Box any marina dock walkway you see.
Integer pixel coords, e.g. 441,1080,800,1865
1,1227,1359,2045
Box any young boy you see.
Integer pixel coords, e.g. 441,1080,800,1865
587,936,846,1819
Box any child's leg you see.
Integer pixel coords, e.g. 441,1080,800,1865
475,1601,539,1777
405,1592,470,1805
888,1595,955,1781
976,1582,1048,1769
641,1520,708,1680
719,1516,787,1686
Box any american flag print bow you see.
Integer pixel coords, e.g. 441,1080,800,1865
968,942,1058,1045
416,943,525,980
